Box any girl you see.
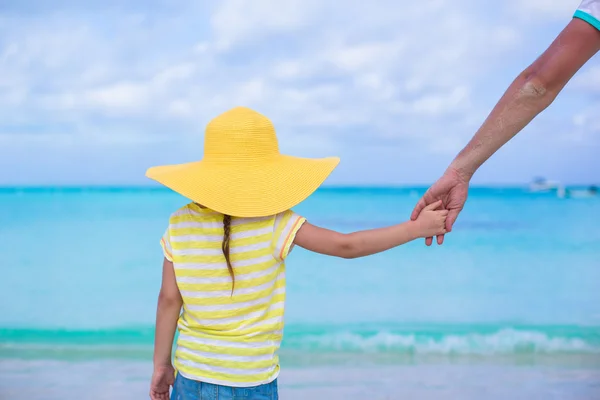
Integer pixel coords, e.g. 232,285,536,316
147,107,448,400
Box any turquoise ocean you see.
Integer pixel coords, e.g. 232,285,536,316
1,187,599,399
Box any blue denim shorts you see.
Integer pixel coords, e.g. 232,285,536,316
171,372,278,400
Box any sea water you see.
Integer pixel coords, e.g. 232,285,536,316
1,187,599,399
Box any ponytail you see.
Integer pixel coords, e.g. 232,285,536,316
222,214,234,294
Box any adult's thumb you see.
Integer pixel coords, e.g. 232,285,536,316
410,198,426,220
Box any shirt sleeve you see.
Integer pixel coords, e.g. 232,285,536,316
160,228,174,262
272,210,306,261
574,0,600,31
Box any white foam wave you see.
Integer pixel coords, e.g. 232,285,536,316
289,329,597,354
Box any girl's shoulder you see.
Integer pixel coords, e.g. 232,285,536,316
166,204,301,231
167,203,221,224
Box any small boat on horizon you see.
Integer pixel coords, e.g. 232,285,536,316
561,185,598,199
529,177,598,198
529,177,562,193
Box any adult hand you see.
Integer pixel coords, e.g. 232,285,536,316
411,167,470,246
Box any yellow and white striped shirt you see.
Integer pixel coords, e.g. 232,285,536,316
160,203,305,387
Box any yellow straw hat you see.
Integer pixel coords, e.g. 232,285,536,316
146,107,340,217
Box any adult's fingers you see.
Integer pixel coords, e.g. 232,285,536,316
446,209,460,232
437,234,445,245
411,197,427,221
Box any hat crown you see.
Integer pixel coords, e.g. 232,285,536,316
204,107,279,163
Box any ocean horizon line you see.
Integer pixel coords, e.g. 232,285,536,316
2,184,599,194
0,184,535,191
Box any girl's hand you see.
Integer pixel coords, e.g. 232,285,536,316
412,200,448,239
150,364,175,400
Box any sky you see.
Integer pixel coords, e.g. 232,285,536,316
0,0,598,186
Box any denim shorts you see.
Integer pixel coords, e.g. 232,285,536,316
171,372,278,400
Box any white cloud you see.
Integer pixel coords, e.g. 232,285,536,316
573,65,600,91
210,0,321,51
511,0,580,20
153,63,196,86
1,0,597,184
570,64,600,138
166,99,194,118
0,1,523,140
392,86,470,117
85,82,150,112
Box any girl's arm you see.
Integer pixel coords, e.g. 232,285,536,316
294,200,448,258
153,258,182,366
150,258,182,399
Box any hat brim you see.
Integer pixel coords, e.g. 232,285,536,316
146,155,340,217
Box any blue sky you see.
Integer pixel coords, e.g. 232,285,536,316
0,0,598,186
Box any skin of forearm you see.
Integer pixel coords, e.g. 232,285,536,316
343,221,420,258
153,295,182,367
451,71,557,177
450,19,600,178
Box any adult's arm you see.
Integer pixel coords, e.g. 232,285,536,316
451,18,600,180
412,18,600,246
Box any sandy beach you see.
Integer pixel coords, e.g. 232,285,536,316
2,359,600,400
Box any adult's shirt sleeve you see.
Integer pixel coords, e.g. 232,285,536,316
574,0,600,31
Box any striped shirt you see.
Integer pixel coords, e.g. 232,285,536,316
575,0,600,31
160,203,306,387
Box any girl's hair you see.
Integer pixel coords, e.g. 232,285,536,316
222,214,234,293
